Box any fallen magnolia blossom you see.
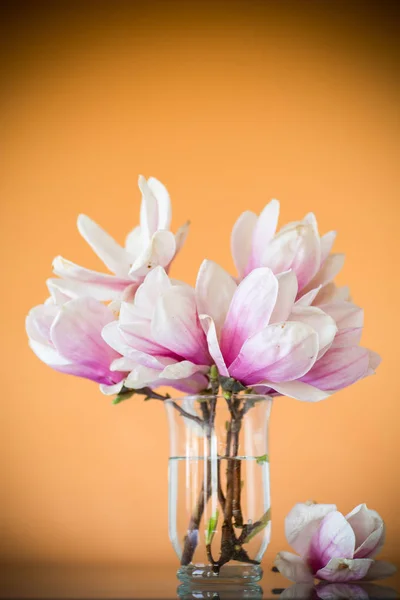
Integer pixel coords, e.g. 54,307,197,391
50,175,189,302
275,502,396,584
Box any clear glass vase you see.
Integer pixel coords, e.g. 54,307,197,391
165,394,272,585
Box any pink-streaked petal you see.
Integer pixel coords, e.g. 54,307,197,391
250,199,280,269
231,210,258,277
220,268,279,365
302,254,345,296
301,346,370,391
269,270,298,323
229,322,318,385
124,364,162,389
138,175,158,239
152,287,210,364
320,302,364,331
46,279,77,304
170,372,209,394
199,315,229,376
77,214,131,277
125,225,144,258
320,231,337,264
332,329,363,349
274,551,314,584
309,512,355,573
295,286,322,308
52,256,131,300
362,560,397,581
128,230,176,278
120,321,173,357
175,221,190,253
51,298,120,383
346,504,385,559
270,380,331,401
195,260,236,332
261,223,321,290
147,176,171,230
316,558,374,583
289,306,337,359
285,502,337,557
314,283,351,306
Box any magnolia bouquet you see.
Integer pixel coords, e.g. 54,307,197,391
26,175,379,402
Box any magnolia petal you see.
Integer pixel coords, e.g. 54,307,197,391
303,254,345,296
270,271,299,323
320,231,337,264
128,230,176,278
147,176,171,230
308,512,355,573
124,364,162,389
120,321,171,356
285,502,337,557
362,560,397,581
320,302,364,331
231,210,258,277
314,283,351,306
301,346,370,391
53,256,130,299
51,298,119,384
295,286,322,307
28,338,72,368
274,551,314,584
229,322,318,385
138,175,158,239
77,214,131,277
46,279,77,304
171,372,209,394
101,321,159,362
125,225,144,258
220,268,279,365
251,199,280,268
152,287,210,364
346,504,385,559
199,314,229,377
99,381,125,396
289,306,337,359
160,361,209,380
367,350,381,375
270,380,330,401
261,223,321,290
316,558,374,583
133,266,172,321
175,221,190,253
26,304,59,344
195,260,236,332
303,212,319,235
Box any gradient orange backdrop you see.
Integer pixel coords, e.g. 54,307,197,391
1,0,399,580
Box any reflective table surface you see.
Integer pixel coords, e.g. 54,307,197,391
0,565,399,599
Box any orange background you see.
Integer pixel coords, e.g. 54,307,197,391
1,0,399,577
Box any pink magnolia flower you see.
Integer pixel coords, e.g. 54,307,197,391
231,200,344,298
26,285,126,394
197,260,377,401
275,502,396,584
51,175,189,302
101,267,211,394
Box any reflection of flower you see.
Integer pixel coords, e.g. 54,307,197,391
280,582,399,599
276,502,396,583
51,175,189,302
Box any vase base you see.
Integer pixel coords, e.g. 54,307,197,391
177,564,263,585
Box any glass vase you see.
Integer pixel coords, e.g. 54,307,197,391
165,394,272,585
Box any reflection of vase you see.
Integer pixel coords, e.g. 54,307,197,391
165,394,272,584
